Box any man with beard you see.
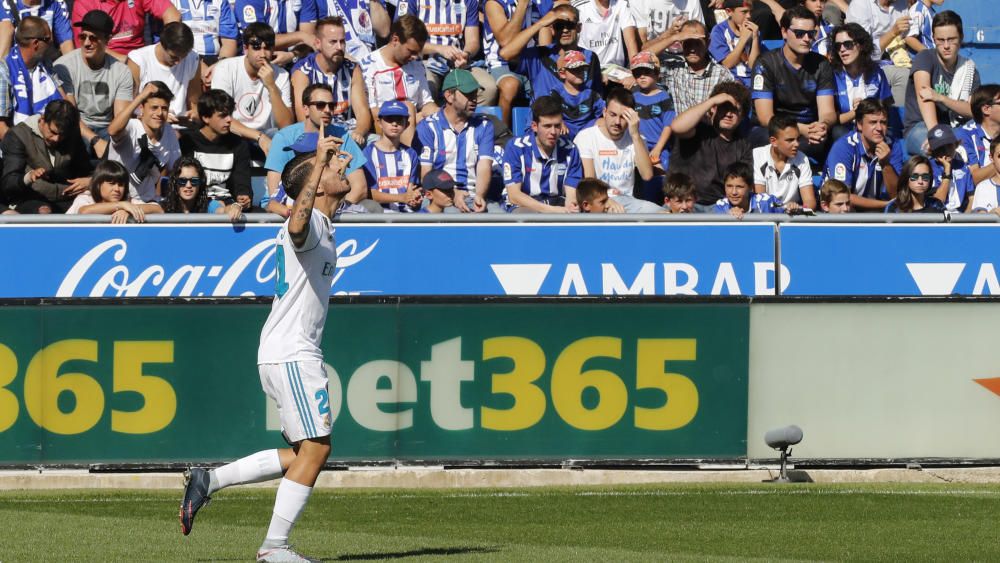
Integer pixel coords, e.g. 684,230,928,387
668,80,753,212
500,4,603,101
180,89,253,218
414,69,494,213
643,19,734,115
823,97,904,211
291,16,371,145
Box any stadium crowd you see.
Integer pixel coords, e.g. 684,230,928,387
0,0,996,219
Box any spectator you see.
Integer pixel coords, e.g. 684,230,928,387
575,87,661,213
753,114,816,211
647,19,734,115
5,16,64,126
53,10,132,158
926,123,974,213
751,6,836,162
553,50,604,138
71,0,180,60
106,81,181,203
502,94,582,213
668,81,753,212
180,89,253,215
828,23,893,139
819,178,852,212
291,17,371,145
802,0,833,57
845,0,919,106
362,100,422,213
958,84,1000,186
823,98,904,210
0,0,74,55
971,138,1000,214
419,169,456,213
572,0,639,71
171,0,239,82
576,177,617,213
885,154,945,213
211,23,294,155
632,0,703,46
397,0,492,104
67,160,162,221
414,69,494,213
359,15,437,145
713,161,783,217
482,0,538,126
128,22,201,122
313,0,389,60
631,50,675,166
264,83,368,216
709,0,760,89
903,11,979,157
234,0,316,67
0,99,91,213
662,172,696,213
500,5,603,101
163,157,211,214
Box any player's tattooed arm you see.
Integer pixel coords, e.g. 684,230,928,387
288,134,341,248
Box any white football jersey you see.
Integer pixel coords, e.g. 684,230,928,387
258,209,338,364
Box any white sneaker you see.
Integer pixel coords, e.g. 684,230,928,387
255,545,321,562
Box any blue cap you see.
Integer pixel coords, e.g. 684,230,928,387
284,125,350,153
379,100,409,118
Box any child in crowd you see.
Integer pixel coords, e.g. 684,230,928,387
819,179,852,213
885,155,946,213
419,170,456,213
926,124,975,212
363,101,423,213
802,0,833,56
577,177,620,213
753,115,816,212
714,162,783,218
971,138,1000,214
663,173,696,213
631,51,676,166
708,0,759,88
66,161,162,223
162,157,215,216
556,50,605,138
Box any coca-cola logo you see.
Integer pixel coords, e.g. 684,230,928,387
56,237,380,297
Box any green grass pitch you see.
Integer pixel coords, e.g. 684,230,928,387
3,483,1000,561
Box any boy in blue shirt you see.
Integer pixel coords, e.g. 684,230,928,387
708,0,760,88
553,49,604,138
363,100,422,212
927,123,975,213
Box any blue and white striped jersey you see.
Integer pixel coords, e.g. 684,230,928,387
713,193,783,214
314,0,379,59
482,0,548,69
171,0,239,57
832,67,892,118
972,178,1000,213
501,132,582,202
396,0,477,76
292,54,357,130
362,143,420,212
0,0,72,45
957,121,995,171
824,131,905,201
235,0,317,35
413,109,494,191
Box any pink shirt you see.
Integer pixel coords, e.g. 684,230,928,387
72,0,174,56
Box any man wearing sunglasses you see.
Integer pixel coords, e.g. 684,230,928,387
500,5,603,101
0,0,75,56
752,5,836,162
2,16,65,128
54,11,133,159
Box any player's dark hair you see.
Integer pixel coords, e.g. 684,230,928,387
723,162,753,187
575,177,610,209
160,21,194,53
828,23,877,77
768,115,799,138
971,84,1000,124
243,22,276,46
282,152,316,200
531,95,563,122
932,10,963,39
391,15,429,45
894,155,934,213
780,5,818,30
198,89,235,123
89,160,129,202
855,98,888,126
163,156,209,213
663,173,696,201
303,83,335,107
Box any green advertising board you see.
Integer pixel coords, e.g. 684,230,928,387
0,300,749,464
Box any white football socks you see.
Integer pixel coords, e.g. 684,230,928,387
208,449,283,495
261,478,313,549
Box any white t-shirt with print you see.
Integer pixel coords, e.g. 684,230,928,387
630,0,703,40
359,47,434,111
575,124,637,197
573,0,637,68
107,119,182,203
211,55,292,132
128,45,200,116
752,145,813,204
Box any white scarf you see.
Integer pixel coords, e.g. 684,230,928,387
948,56,976,126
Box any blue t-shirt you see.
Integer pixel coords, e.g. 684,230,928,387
823,131,905,200
264,122,366,178
930,154,974,212
554,86,604,139
708,21,753,87
634,88,675,152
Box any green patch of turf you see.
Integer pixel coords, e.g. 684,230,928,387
3,483,1000,561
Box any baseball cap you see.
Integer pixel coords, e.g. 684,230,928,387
378,100,409,118
927,124,959,152
422,169,456,192
283,125,349,153
560,50,587,70
630,51,658,71
74,10,114,36
441,69,481,95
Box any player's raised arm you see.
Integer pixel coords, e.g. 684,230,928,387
287,131,340,248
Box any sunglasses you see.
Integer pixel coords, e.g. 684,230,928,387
551,20,578,32
789,28,818,39
177,177,202,187
834,40,857,51
30,35,52,44
309,101,337,110
380,115,407,125
79,32,104,44
909,173,932,182
247,39,275,50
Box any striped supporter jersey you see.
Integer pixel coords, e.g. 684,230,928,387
396,0,477,76
362,144,421,212
414,109,494,191
292,54,356,130
172,0,239,57
501,132,582,203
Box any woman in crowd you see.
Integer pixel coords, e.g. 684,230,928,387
885,155,946,213
828,23,894,140
163,157,246,220
66,161,162,223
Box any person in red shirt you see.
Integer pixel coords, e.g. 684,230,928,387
71,0,180,60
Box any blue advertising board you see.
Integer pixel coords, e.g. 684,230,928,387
1,223,777,298
780,225,1000,295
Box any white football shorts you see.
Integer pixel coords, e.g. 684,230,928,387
259,361,332,443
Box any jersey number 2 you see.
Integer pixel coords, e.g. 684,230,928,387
275,246,289,298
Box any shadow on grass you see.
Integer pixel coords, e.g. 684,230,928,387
335,546,501,560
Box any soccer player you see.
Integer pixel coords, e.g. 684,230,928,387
180,129,354,563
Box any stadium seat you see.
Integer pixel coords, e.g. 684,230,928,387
761,39,784,52
476,106,502,121
512,106,531,136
